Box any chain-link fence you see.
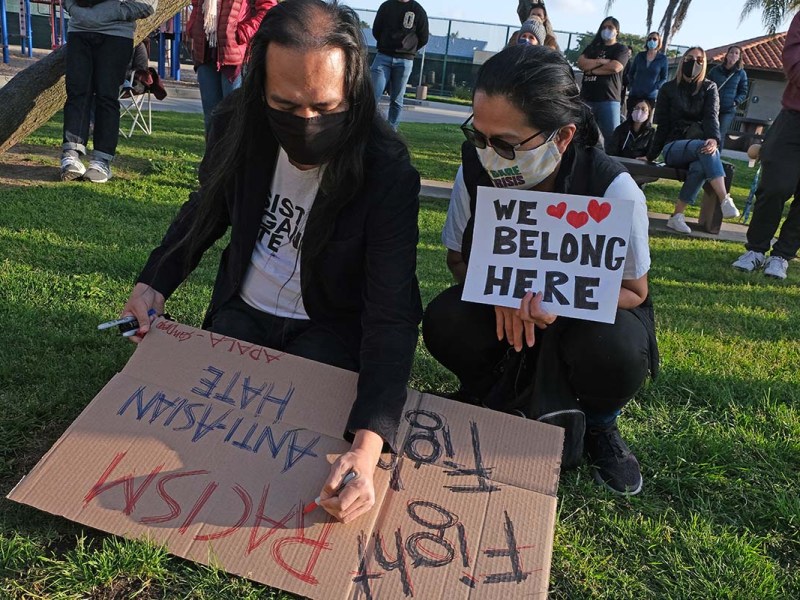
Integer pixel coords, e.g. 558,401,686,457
353,8,689,98
353,8,581,97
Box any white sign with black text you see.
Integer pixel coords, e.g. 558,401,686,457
462,187,635,324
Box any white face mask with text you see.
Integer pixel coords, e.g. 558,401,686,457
476,131,561,189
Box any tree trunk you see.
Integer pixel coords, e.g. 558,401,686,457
0,0,189,154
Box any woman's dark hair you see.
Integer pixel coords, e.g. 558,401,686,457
169,0,389,271
474,45,600,148
588,16,620,48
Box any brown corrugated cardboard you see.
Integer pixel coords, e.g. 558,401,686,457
8,319,563,599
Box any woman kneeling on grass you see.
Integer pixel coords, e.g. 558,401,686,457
422,45,658,495
646,47,740,234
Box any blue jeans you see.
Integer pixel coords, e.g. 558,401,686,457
663,139,726,204
197,63,242,135
370,52,414,129
584,100,620,151
718,111,736,149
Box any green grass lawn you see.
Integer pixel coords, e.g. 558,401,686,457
1,112,798,599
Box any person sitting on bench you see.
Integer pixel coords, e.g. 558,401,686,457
608,98,655,160
646,47,740,234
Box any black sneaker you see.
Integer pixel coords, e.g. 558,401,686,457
585,423,642,495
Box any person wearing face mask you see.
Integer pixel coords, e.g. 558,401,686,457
608,99,657,187
646,46,740,234
626,32,668,114
516,17,546,47
516,1,560,52
121,0,422,525
577,17,630,149
608,99,655,159
707,46,749,149
423,46,657,496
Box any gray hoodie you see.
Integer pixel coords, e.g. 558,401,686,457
64,0,158,39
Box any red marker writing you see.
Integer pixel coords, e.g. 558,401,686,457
303,470,358,515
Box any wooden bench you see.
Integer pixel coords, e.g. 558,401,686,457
615,156,735,235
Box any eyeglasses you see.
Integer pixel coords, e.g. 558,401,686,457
685,56,705,64
460,114,548,160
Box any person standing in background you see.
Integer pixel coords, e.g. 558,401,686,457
732,13,800,280
626,32,669,114
187,0,277,135
516,18,546,47
370,0,429,130
59,0,157,183
707,46,749,149
577,17,629,149
620,44,633,116
518,1,560,52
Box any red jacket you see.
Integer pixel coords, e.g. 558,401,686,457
783,12,800,112
187,0,276,69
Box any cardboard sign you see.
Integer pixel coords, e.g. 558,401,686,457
8,319,564,599
463,186,635,323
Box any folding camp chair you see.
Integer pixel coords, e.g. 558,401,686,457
118,78,153,138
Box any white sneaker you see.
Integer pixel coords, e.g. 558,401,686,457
720,195,740,219
732,250,766,272
60,154,85,181
763,256,789,279
84,159,112,183
666,213,691,234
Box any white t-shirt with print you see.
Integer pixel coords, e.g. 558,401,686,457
240,148,322,319
441,165,651,280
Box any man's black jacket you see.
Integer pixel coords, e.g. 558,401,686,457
138,101,423,452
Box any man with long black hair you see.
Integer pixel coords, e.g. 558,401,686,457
121,0,422,523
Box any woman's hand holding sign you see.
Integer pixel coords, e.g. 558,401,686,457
495,292,556,350
495,305,527,351
519,291,556,346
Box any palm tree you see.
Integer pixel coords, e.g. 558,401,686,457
606,0,799,47
741,0,800,33
605,0,690,47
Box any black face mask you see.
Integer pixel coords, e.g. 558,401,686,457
266,106,348,165
682,59,702,80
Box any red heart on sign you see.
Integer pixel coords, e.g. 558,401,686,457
547,202,567,219
588,199,612,223
566,210,589,229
